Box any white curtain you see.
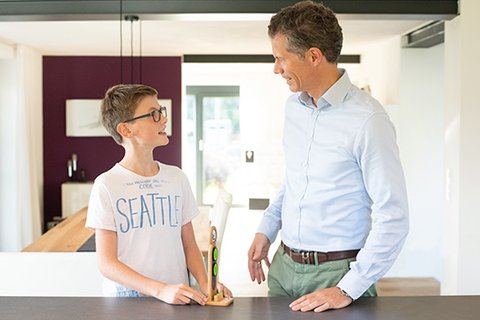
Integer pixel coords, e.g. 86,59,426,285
14,45,43,250
0,44,17,250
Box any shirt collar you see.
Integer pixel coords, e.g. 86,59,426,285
298,68,351,109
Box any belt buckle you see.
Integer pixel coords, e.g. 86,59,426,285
287,247,294,260
301,251,310,263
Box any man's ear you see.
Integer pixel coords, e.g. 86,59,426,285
116,122,132,139
307,47,325,65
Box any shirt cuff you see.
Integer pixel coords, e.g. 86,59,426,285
336,269,373,300
256,217,279,244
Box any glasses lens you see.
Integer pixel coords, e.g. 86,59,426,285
160,107,167,119
152,109,161,122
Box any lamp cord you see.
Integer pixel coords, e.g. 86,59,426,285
120,0,142,84
120,0,123,83
139,20,142,83
130,18,134,83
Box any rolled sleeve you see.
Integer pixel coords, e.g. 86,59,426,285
256,184,284,243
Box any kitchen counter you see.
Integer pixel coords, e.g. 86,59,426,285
1,296,479,320
22,207,93,252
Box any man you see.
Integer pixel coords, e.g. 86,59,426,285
247,0,409,313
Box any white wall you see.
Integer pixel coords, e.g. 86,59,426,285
0,57,18,251
361,39,444,280
359,36,401,107
0,41,14,59
0,252,103,296
388,45,444,280
443,14,461,295
442,0,480,295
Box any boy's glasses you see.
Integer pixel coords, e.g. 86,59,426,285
124,106,167,123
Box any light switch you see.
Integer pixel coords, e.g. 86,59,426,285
245,150,254,163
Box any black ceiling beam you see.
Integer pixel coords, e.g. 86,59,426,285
0,0,458,22
401,21,445,48
184,54,360,64
184,55,275,64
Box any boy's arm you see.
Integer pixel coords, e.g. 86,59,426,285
181,222,209,294
96,228,207,305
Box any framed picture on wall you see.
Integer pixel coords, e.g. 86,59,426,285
66,99,172,137
66,99,107,137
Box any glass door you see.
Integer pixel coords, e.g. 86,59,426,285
186,86,241,205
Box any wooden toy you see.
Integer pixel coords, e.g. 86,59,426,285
206,226,233,306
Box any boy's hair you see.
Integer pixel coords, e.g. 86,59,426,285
268,0,343,63
101,84,158,144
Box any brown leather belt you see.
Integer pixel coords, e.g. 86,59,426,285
281,241,359,265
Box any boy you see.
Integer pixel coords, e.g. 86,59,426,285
86,84,231,304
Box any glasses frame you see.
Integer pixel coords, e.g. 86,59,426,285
124,106,167,123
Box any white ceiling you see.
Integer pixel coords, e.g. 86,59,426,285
0,17,430,56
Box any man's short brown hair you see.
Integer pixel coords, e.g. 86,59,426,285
268,0,343,63
101,84,158,144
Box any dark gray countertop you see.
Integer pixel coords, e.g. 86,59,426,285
1,296,479,320
77,234,95,252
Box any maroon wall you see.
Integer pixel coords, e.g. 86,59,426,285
42,56,181,231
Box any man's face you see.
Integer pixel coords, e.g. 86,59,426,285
271,34,312,93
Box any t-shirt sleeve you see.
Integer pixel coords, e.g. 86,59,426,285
179,170,200,225
85,179,117,232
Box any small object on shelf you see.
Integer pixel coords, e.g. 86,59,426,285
79,169,86,182
72,153,77,171
206,226,233,307
67,160,73,181
72,153,78,181
46,216,66,230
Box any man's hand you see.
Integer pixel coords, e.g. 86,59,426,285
156,283,207,305
247,233,271,284
289,287,353,312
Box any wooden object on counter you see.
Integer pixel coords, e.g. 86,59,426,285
22,207,93,252
206,226,233,307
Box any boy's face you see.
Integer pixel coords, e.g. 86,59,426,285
125,95,169,148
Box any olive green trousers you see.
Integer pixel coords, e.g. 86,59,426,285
268,245,377,298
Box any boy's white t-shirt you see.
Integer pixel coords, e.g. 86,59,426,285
86,161,199,295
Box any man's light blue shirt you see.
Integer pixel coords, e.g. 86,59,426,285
257,69,409,300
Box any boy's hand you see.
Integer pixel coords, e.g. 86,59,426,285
216,281,233,298
156,283,207,305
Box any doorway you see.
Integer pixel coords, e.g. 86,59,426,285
185,86,241,205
